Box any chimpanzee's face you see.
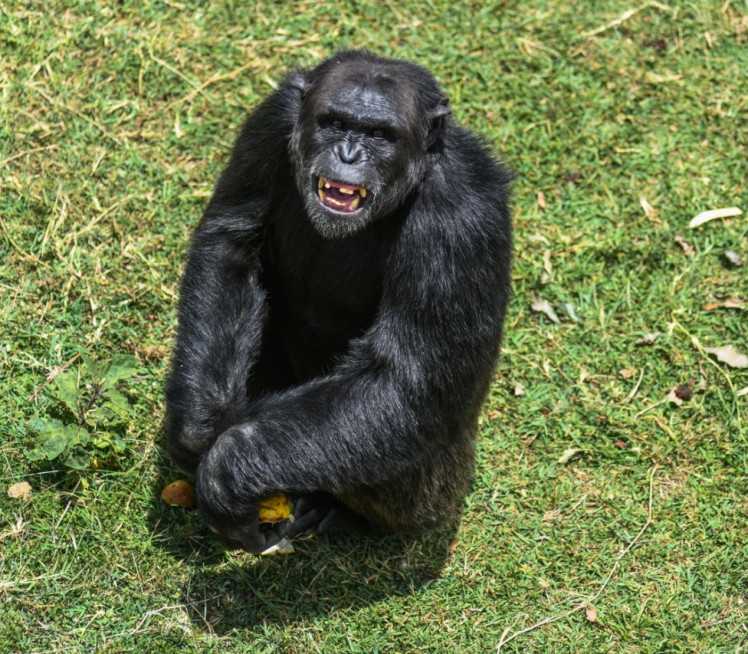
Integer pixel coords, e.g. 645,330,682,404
291,65,429,238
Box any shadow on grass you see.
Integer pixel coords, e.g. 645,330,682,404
147,464,456,634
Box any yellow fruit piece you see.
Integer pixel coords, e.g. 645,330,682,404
258,493,292,524
161,480,196,507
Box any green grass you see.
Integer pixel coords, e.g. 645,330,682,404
1,1,746,651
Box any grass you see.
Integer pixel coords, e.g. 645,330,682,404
1,0,746,651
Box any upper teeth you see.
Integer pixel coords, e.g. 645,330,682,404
317,177,367,199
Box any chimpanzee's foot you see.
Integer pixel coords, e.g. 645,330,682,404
287,494,368,538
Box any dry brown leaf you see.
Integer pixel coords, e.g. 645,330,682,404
448,538,459,554
161,480,196,507
585,603,598,623
689,206,742,228
636,332,661,346
704,344,748,368
542,250,553,278
667,388,683,406
619,368,637,379
703,298,745,311
558,448,582,464
531,295,560,324
542,509,559,522
724,250,744,267
7,481,32,501
537,191,547,209
674,235,695,255
639,196,657,220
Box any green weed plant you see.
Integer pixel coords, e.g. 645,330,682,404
25,354,138,472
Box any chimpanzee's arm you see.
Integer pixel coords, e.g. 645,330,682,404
164,84,301,472
163,205,267,472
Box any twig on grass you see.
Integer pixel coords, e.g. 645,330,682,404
0,214,51,269
0,144,58,168
584,2,673,37
26,83,123,145
163,61,258,112
496,465,658,652
624,368,645,403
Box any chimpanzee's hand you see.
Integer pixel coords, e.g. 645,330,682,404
197,500,289,554
194,426,289,554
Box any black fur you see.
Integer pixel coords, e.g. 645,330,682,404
164,51,512,552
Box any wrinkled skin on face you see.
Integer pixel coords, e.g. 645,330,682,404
289,60,446,238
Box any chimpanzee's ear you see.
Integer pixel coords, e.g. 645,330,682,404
287,71,311,97
426,98,451,149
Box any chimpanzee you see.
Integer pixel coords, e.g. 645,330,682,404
164,50,512,553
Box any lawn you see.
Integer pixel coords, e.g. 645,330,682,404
1,1,746,651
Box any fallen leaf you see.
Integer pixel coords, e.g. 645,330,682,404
531,295,560,324
448,538,459,554
7,481,32,501
667,388,683,406
585,603,598,623
674,235,695,255
619,368,637,379
689,206,742,228
542,250,553,277
558,448,582,464
514,382,526,396
161,480,196,507
703,298,745,311
704,344,748,368
636,332,662,346
561,303,579,322
639,196,657,220
537,191,547,209
724,250,744,267
614,440,627,448
542,509,559,522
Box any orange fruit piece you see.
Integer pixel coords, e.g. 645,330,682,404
258,494,292,524
161,479,196,507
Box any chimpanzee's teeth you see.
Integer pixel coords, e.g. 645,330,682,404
317,177,368,210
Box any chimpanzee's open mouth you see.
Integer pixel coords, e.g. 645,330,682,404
316,177,368,213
